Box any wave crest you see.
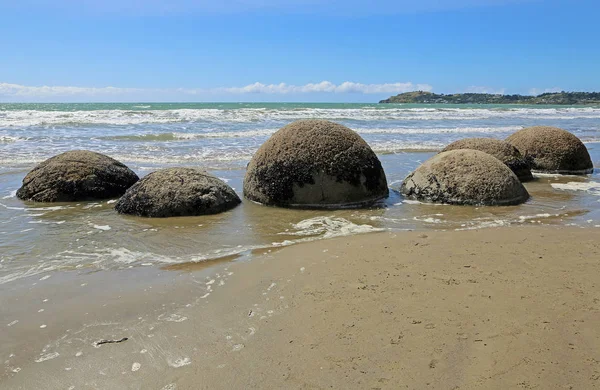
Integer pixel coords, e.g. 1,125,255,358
3,107,600,127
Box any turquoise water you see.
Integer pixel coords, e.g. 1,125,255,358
0,103,599,286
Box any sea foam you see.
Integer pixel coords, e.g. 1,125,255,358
551,181,600,196
3,107,600,127
282,216,384,239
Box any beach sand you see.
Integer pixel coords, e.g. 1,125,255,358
2,226,600,389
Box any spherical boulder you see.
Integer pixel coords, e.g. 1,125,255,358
506,126,593,174
400,149,530,206
17,150,139,202
115,168,241,217
243,120,388,208
441,138,533,181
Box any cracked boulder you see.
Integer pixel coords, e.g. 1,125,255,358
115,168,241,217
441,138,533,182
17,150,139,202
400,149,529,206
243,119,388,208
506,126,593,174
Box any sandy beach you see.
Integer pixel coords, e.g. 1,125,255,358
2,225,599,389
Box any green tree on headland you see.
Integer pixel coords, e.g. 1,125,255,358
379,91,600,104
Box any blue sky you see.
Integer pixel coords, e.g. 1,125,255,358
0,0,598,102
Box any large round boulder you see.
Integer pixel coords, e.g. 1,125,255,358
441,138,533,181
17,150,139,202
115,168,241,217
243,120,388,208
400,149,530,206
506,126,593,174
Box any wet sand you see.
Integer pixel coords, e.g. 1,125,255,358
2,225,600,389
2,148,598,289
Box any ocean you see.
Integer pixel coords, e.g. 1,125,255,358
1,103,599,286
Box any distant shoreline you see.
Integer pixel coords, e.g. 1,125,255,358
2,100,600,106
380,91,600,105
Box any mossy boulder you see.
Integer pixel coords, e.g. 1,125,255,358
441,138,533,181
400,149,529,206
243,120,388,208
115,168,240,217
506,126,593,174
16,150,139,202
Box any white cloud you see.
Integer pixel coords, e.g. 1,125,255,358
0,81,432,101
464,86,506,94
219,81,432,94
528,87,562,96
0,83,142,97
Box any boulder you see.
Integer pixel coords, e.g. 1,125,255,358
441,138,533,181
506,126,593,174
115,168,241,217
400,149,529,206
243,120,388,208
17,150,139,202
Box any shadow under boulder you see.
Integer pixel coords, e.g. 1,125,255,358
16,150,139,202
401,149,530,206
243,119,389,208
115,168,241,218
506,126,593,174
442,138,533,182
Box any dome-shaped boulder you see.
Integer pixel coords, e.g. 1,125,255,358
441,138,533,181
506,126,593,174
17,150,139,202
400,149,529,206
115,168,241,217
243,120,388,208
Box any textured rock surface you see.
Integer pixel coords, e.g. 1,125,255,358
243,120,388,208
115,168,241,217
506,126,593,174
441,138,533,181
400,149,529,206
17,150,139,202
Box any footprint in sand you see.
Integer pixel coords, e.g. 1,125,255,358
232,344,245,352
35,352,59,362
168,357,191,368
158,313,188,323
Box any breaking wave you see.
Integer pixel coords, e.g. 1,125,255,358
2,107,600,127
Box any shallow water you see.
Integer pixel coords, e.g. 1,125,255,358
1,103,599,286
